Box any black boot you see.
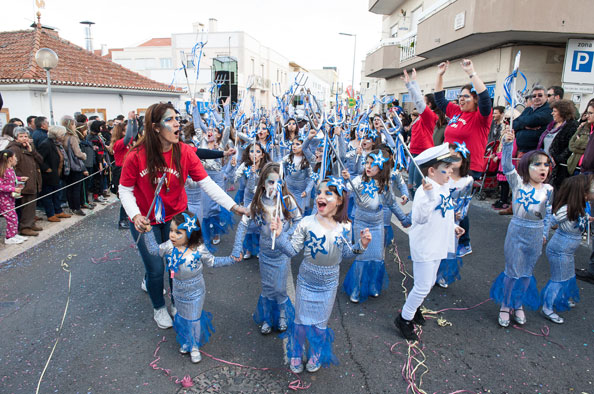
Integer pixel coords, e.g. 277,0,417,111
394,314,418,341
412,308,425,326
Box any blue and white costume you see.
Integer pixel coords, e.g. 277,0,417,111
275,215,366,367
490,141,553,310
282,154,315,212
192,103,234,249
435,175,473,286
343,175,411,302
541,205,581,311
144,231,234,352
385,169,410,247
232,162,261,255
231,194,302,331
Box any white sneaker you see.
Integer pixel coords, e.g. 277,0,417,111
5,237,24,245
153,307,173,329
190,348,202,363
179,346,189,354
141,279,167,295
244,250,252,260
14,235,29,241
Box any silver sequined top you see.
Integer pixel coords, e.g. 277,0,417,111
502,141,553,221
277,215,364,267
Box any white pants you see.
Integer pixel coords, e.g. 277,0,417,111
401,259,441,321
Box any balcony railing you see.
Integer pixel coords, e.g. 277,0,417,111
400,35,417,62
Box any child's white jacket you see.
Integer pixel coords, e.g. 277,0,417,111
409,177,457,263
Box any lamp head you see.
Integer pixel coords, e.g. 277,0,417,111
35,48,59,70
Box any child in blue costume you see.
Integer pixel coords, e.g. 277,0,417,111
540,174,592,323
144,211,241,363
341,148,411,303
231,162,302,335
230,142,271,259
490,128,553,327
387,167,409,246
282,136,315,212
435,142,474,288
192,97,234,249
271,178,372,373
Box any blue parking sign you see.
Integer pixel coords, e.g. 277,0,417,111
571,51,594,72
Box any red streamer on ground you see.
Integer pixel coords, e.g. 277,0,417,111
512,324,565,349
90,249,124,264
149,336,193,387
150,336,311,391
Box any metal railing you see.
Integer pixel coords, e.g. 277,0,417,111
400,34,417,62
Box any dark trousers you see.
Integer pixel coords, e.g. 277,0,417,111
66,171,84,211
18,193,37,230
41,184,63,218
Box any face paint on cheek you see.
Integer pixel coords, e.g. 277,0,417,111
160,119,174,133
325,195,336,202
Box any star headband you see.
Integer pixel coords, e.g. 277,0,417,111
177,213,199,236
365,129,379,141
326,176,345,196
454,141,469,159
369,150,389,169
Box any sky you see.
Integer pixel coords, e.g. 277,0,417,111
3,0,383,88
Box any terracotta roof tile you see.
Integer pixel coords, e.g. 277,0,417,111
138,38,171,47
0,28,180,93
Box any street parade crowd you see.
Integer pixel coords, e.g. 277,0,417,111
2,58,594,375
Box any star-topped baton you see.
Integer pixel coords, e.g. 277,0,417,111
135,173,167,246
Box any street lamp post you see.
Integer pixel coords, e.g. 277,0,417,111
35,48,59,125
339,32,357,95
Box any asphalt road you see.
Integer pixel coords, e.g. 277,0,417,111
1,202,593,394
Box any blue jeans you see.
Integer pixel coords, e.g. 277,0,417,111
130,221,172,309
459,170,482,247
41,184,64,218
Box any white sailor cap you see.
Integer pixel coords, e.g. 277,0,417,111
414,143,461,168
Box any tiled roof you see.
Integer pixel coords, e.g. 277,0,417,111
138,38,171,47
0,27,180,93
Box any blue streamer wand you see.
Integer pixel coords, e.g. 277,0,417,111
509,51,522,133
386,115,425,181
135,173,167,246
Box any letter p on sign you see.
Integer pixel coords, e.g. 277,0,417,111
572,51,594,72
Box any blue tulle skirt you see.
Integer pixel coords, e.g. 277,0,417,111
174,312,214,351
540,276,580,311
490,272,540,310
342,260,388,302
201,208,233,252
282,323,339,368
253,296,295,330
436,252,463,286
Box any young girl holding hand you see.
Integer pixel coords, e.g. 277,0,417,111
271,178,371,373
144,210,241,363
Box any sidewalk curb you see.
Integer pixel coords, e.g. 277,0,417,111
0,198,119,263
